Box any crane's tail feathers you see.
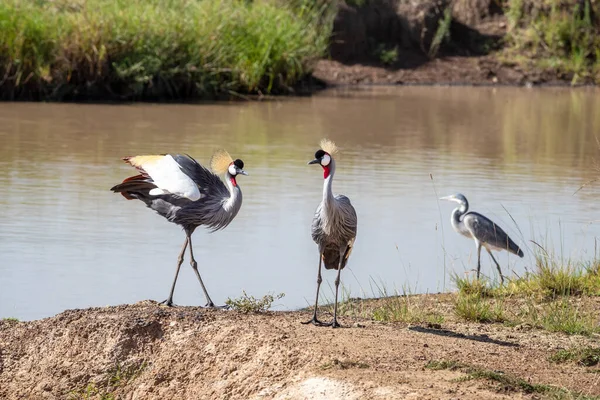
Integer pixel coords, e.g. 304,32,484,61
110,174,156,200
321,244,353,270
517,248,525,258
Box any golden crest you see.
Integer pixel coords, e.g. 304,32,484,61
210,149,233,174
320,138,338,155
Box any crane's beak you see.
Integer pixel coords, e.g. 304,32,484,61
308,159,320,165
238,169,249,176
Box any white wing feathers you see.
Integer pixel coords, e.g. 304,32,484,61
127,155,201,201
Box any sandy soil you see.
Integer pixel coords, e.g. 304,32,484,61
1,300,599,400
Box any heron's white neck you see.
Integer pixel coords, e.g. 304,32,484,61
451,201,469,234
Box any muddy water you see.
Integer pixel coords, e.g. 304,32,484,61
1,86,600,320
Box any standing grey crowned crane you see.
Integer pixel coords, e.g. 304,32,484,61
110,150,247,307
440,193,524,283
303,139,358,328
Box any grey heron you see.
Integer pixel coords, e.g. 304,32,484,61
110,150,247,307
303,139,358,328
440,193,524,283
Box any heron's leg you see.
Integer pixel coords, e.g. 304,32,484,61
476,242,482,280
187,234,217,308
486,248,505,284
302,254,328,326
159,236,188,307
330,255,344,329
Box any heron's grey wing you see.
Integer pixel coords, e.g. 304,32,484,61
171,154,228,198
463,212,523,257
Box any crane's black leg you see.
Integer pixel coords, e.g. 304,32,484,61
330,256,344,329
476,242,482,280
187,234,218,308
486,248,505,284
159,237,188,307
302,254,328,326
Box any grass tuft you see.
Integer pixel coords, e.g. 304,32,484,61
226,291,285,313
452,274,494,297
454,294,505,323
427,359,600,398
550,347,600,367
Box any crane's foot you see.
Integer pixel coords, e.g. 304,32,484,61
301,316,330,326
158,299,177,307
330,319,341,329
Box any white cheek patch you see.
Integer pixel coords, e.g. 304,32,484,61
321,154,331,166
228,164,237,175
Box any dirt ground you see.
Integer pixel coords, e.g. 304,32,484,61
1,300,599,400
311,56,563,87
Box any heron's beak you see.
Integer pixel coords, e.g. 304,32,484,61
307,159,320,165
439,195,453,201
238,169,249,176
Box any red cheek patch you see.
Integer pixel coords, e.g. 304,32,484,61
322,165,330,179
230,177,237,187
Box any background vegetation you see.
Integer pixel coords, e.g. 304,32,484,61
0,0,334,100
504,0,600,83
0,0,598,101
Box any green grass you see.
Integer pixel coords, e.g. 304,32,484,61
454,293,505,323
516,298,599,336
453,247,600,299
370,293,445,325
550,347,600,367
1,317,19,323
315,282,446,325
308,245,600,336
0,0,334,100
450,250,600,335
503,0,600,83
427,359,600,399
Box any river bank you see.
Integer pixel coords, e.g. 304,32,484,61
1,0,598,102
1,294,600,399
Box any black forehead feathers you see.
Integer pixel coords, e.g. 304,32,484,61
233,159,244,169
314,149,326,159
